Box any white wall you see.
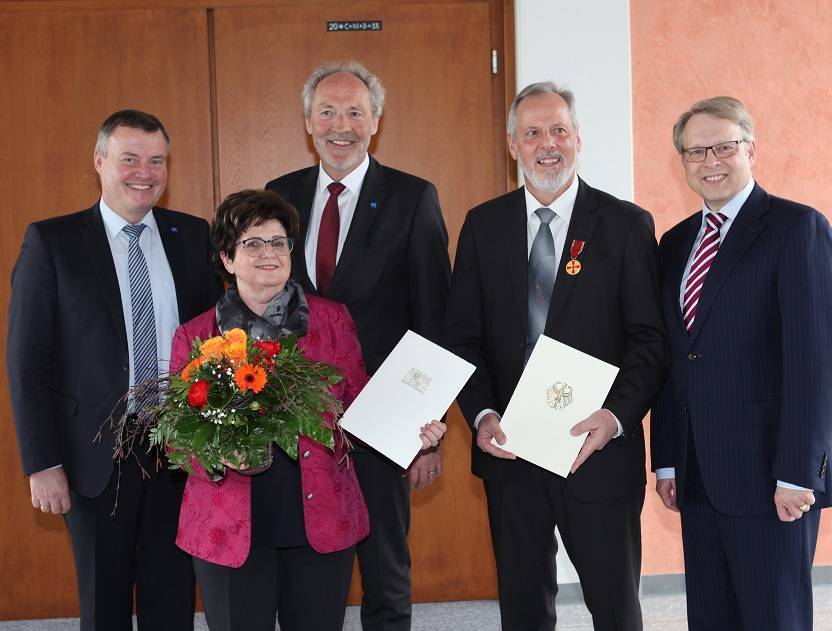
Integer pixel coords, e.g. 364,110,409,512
514,0,633,201
513,0,633,585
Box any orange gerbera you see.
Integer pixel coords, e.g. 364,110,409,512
234,364,267,393
180,356,207,381
200,335,225,360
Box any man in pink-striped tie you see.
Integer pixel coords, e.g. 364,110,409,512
681,210,726,332
651,96,832,631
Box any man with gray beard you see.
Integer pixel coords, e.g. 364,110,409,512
442,82,668,630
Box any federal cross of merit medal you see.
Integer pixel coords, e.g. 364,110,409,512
565,239,585,276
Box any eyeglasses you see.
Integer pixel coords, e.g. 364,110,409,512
236,236,294,256
681,140,747,163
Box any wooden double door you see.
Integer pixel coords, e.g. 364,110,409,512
0,0,511,619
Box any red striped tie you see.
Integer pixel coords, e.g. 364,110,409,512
682,212,727,333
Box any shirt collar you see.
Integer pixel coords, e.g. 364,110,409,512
523,174,580,224
99,198,157,239
699,177,755,223
316,153,371,197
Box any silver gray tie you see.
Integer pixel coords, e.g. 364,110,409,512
526,207,557,362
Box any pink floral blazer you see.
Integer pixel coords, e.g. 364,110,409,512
169,295,370,568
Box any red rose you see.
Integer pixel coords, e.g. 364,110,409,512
187,380,210,407
254,340,282,356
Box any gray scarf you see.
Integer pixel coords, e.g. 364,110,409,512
215,278,309,339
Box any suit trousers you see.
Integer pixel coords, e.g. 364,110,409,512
484,467,644,631
64,456,195,631
194,544,354,631
353,449,413,631
681,443,820,631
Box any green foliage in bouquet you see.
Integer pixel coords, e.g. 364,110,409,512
147,327,343,476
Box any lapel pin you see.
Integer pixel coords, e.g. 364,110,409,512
370,201,378,209
170,226,178,233
565,239,585,275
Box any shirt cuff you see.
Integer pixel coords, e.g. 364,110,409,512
655,467,676,480
776,480,812,491
474,408,500,429
604,409,623,438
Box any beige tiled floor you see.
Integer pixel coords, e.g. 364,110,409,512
534,583,832,631
1,584,830,630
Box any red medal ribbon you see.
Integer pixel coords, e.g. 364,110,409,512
569,240,585,260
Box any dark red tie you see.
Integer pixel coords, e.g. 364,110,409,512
682,211,727,332
316,182,346,297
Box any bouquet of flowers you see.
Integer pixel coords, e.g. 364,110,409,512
110,328,345,476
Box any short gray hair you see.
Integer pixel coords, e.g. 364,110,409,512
95,109,169,156
672,96,755,153
302,61,385,119
507,82,578,137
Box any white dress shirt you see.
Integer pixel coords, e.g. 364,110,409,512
523,175,578,261
99,200,180,383
304,154,371,289
676,177,754,308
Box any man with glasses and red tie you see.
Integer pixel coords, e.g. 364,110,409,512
651,96,832,631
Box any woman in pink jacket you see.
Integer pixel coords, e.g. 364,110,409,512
170,189,444,631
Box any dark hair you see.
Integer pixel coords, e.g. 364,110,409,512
96,109,170,155
211,189,300,285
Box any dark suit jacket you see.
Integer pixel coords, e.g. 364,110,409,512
7,203,222,498
265,156,451,374
443,179,669,502
651,184,832,515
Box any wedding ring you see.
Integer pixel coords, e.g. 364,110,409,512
428,470,437,475
799,503,810,513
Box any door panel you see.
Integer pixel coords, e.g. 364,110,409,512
0,1,508,616
0,8,213,619
214,2,500,601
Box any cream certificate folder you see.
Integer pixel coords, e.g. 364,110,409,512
340,330,475,469
498,335,619,477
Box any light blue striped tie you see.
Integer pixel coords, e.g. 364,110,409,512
123,224,158,415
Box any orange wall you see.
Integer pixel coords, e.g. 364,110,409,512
632,0,832,575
